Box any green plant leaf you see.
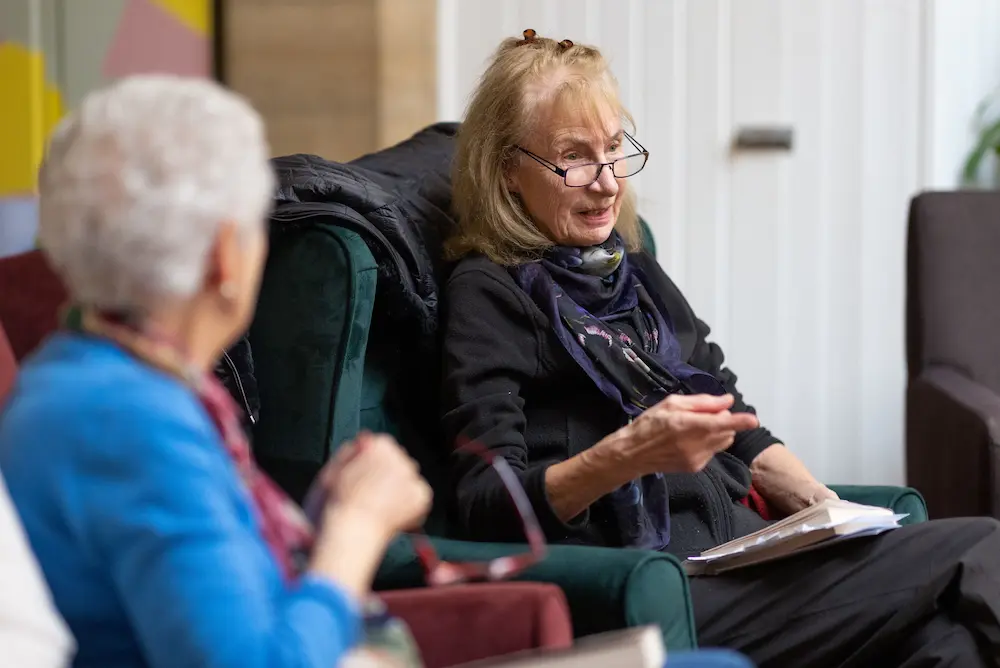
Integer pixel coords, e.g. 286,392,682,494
972,89,1000,127
961,117,1000,187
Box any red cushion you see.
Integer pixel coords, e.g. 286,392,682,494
0,250,68,361
0,323,15,406
741,485,775,520
380,583,573,668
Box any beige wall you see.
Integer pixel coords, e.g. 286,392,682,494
223,0,436,161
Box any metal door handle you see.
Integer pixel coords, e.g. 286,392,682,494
733,126,794,151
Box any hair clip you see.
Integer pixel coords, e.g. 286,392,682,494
517,28,538,46
558,39,574,50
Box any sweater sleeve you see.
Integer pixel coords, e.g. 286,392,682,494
75,397,362,668
441,267,590,543
686,304,782,466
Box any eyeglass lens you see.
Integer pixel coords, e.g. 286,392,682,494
564,153,648,186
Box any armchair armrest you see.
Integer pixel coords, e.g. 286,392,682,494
375,535,697,652
907,365,1000,518
828,485,927,524
379,583,573,668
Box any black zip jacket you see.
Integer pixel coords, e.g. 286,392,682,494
442,252,780,558
213,335,259,438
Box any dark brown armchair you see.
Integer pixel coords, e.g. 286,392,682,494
906,191,1000,519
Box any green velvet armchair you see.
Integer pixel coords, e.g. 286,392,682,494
249,219,927,652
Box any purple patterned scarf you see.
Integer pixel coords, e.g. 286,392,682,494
510,233,726,550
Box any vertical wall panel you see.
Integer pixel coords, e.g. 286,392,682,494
728,0,790,429
682,0,730,340
782,0,830,473
640,1,686,284
549,0,587,47
435,0,459,120
437,0,1000,485
857,0,921,483
816,0,866,482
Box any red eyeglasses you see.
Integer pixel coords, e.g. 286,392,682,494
409,438,547,586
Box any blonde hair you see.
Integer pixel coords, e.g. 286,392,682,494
448,31,642,265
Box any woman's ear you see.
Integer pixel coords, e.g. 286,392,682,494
206,221,241,310
506,169,520,194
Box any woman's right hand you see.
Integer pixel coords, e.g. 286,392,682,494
321,431,433,535
598,394,760,477
308,432,432,600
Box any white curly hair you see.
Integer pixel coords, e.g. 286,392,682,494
37,74,275,311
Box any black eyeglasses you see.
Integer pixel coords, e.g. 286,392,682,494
516,132,649,187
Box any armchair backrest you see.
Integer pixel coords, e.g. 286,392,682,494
906,191,1000,518
0,251,67,362
907,191,1000,394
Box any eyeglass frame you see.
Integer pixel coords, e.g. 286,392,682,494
515,131,650,188
408,438,548,586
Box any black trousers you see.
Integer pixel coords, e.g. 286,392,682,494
688,517,1000,667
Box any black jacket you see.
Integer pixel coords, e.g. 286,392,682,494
214,335,259,435
442,252,781,558
270,122,461,347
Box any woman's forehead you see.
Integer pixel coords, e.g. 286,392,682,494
535,98,623,148
546,121,623,151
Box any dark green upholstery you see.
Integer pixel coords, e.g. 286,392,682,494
249,224,378,499
378,536,696,650
639,216,657,258
250,217,928,651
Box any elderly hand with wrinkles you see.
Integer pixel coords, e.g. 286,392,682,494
545,394,760,522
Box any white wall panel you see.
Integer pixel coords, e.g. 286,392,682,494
437,0,1000,485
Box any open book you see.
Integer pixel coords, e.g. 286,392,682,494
684,498,906,576
453,626,665,668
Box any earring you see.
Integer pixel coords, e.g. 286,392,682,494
219,281,238,302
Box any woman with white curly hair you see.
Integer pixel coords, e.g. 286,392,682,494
0,75,431,667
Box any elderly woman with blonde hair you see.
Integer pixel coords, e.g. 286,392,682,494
441,30,1000,667
0,75,431,667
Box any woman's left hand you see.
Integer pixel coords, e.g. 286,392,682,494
750,444,839,516
302,442,362,527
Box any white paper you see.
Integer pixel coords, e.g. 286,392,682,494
687,514,907,562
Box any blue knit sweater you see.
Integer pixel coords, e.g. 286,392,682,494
0,333,360,667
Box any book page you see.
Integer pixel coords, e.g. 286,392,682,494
700,499,894,557
685,523,900,576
